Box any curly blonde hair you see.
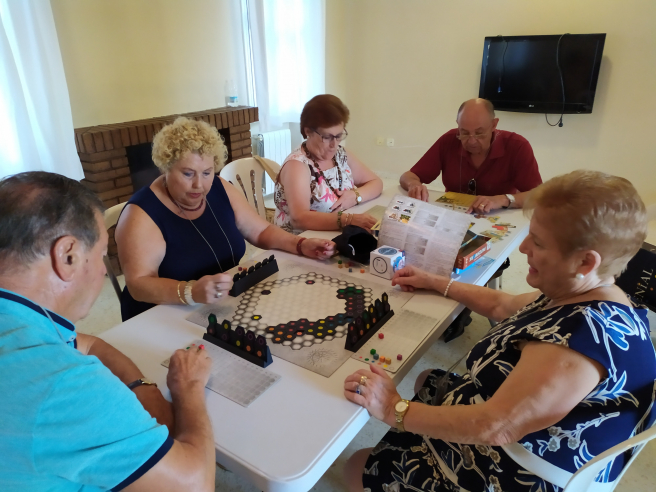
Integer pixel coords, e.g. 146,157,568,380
152,116,227,172
524,170,647,278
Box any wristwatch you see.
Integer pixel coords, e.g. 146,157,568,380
502,193,515,209
394,399,411,432
353,187,362,204
127,378,157,390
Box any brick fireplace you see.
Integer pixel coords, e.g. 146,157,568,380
74,106,258,274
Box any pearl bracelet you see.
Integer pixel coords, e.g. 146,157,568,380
443,278,455,298
184,281,198,306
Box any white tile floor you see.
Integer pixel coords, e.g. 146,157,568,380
79,246,656,491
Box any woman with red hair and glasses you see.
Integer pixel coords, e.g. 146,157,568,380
274,94,382,235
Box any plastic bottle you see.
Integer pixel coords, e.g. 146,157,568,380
225,79,238,107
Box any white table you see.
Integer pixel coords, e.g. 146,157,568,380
99,186,529,492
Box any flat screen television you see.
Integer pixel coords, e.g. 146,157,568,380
478,34,606,114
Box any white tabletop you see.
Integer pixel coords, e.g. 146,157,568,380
99,185,529,492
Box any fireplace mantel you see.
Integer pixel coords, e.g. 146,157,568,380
74,105,258,274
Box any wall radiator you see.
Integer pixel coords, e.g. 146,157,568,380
252,129,291,194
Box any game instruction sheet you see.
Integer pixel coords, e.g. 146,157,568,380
378,194,471,277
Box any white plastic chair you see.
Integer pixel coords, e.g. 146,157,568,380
562,423,656,491
103,202,127,300
220,157,280,220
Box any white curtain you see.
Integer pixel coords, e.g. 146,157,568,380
247,0,325,132
0,0,81,180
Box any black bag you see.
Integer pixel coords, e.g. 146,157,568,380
331,225,377,265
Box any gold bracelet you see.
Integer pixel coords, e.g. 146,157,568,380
177,281,187,305
337,210,344,229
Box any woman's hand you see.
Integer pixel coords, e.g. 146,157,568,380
350,213,377,232
301,238,336,259
344,363,402,425
330,189,358,212
391,265,441,292
192,273,233,303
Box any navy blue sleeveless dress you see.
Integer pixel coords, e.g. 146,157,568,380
120,176,245,321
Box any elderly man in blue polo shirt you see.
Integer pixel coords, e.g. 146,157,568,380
0,172,215,491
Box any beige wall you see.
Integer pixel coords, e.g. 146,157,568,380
51,0,245,128
326,0,656,203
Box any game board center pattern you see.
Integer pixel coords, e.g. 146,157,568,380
231,272,373,351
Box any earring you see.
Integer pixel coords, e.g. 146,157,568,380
575,273,584,280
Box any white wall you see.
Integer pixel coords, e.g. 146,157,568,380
51,0,247,128
326,0,656,204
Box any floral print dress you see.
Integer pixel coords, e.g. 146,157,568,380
363,295,656,492
273,145,354,234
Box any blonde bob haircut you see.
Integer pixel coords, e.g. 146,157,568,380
524,170,647,278
152,116,227,173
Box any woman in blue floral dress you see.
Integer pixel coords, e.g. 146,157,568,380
343,170,656,492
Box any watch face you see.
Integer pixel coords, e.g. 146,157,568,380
395,400,409,413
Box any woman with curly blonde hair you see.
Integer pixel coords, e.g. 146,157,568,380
116,117,335,320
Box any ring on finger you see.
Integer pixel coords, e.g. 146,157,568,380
359,375,368,386
215,291,222,298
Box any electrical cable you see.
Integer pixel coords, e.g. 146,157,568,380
497,35,508,93
545,33,568,127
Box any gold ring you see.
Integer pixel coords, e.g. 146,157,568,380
359,375,368,386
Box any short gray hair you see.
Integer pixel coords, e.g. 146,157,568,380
0,172,105,266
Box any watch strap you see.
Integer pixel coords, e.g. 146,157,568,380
353,188,362,203
127,378,157,390
502,194,514,209
395,399,411,432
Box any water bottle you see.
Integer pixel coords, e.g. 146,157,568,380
225,79,238,107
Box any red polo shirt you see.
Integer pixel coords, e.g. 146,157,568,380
410,129,542,196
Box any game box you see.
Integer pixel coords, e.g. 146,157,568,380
455,235,491,270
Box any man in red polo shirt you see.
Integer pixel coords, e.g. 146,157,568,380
400,98,542,213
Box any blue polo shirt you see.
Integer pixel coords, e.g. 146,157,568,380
0,288,173,491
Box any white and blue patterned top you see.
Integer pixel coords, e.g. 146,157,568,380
432,295,656,492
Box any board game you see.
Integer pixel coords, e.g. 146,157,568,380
187,255,440,377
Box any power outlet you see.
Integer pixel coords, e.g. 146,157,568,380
376,136,384,146
386,138,395,147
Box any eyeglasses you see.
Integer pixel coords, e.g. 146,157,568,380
468,178,476,195
456,132,490,141
313,128,348,143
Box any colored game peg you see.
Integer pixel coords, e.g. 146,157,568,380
207,314,218,336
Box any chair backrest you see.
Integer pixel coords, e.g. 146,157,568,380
104,202,127,301
219,157,280,220
563,422,656,491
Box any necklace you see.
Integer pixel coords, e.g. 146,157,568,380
164,179,204,212
167,185,236,274
302,142,343,196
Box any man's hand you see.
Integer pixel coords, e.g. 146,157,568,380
466,194,510,214
408,183,429,202
167,345,212,398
